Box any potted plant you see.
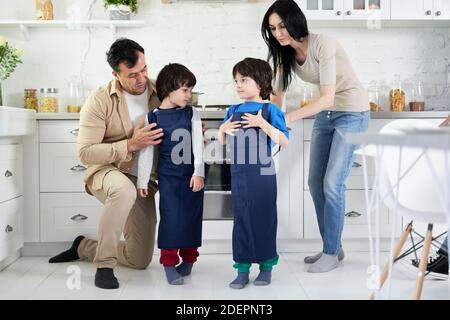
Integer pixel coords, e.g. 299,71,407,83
104,0,138,20
0,36,22,106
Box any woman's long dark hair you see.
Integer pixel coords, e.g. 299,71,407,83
261,0,309,91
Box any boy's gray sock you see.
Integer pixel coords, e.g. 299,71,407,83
229,272,249,289
176,262,193,277
304,247,345,264
164,266,184,285
307,253,339,273
254,270,272,286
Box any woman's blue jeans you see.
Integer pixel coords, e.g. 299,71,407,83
308,110,370,255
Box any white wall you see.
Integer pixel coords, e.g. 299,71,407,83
0,0,449,111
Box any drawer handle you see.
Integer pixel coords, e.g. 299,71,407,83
5,225,13,233
4,170,13,178
70,128,79,136
70,165,87,172
352,162,362,168
345,211,362,218
436,11,442,16
425,10,432,16
336,10,342,16
71,214,88,221
346,10,352,15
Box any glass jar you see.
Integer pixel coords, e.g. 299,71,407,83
40,88,58,113
368,81,381,112
389,75,405,112
300,85,317,108
409,80,425,112
24,89,39,111
66,79,82,113
43,0,54,20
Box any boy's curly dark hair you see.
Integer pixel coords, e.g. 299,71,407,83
232,57,273,100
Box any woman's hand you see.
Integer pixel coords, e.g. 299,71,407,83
241,110,267,129
219,117,241,136
190,176,204,192
138,188,148,198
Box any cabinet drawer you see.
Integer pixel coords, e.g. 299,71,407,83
303,118,393,141
303,141,374,190
39,120,80,143
40,143,85,192
40,193,102,242
0,144,23,203
0,197,23,261
303,190,392,239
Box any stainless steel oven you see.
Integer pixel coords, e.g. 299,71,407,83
202,117,233,220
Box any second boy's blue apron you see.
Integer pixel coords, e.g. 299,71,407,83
228,103,278,263
148,106,203,249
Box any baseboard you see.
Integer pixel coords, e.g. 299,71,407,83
21,238,395,257
0,250,21,271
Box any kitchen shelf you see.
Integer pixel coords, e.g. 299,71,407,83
0,20,146,40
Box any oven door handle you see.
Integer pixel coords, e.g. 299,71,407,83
204,190,232,195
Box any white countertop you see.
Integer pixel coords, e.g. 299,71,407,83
35,110,449,120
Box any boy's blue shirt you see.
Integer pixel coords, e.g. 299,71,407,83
222,101,290,146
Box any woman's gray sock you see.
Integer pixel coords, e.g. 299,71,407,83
229,272,249,289
164,266,184,285
304,247,345,264
254,270,272,286
307,253,339,273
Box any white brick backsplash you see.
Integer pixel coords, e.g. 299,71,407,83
0,0,449,111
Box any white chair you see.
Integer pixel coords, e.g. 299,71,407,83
355,119,450,300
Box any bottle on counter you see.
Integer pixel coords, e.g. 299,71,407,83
389,74,405,112
66,78,82,113
409,80,425,112
24,89,39,112
368,81,381,112
40,88,58,113
35,0,45,20
42,0,54,20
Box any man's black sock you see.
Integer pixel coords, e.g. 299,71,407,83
48,235,85,263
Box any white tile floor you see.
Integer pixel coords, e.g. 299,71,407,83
0,252,449,300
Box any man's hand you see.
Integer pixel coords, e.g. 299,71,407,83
127,116,164,152
138,188,148,198
190,176,204,192
219,117,241,136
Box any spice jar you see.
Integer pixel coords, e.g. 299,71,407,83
409,80,425,112
40,88,58,113
24,89,39,111
368,81,381,112
389,75,405,112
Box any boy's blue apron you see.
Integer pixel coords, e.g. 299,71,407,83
148,106,203,249
228,103,278,263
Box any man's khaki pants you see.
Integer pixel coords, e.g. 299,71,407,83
77,170,158,269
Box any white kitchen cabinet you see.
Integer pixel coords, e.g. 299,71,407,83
39,143,85,192
40,193,102,242
0,197,23,262
391,0,450,20
297,0,390,20
343,0,391,20
298,0,344,20
303,190,392,239
0,144,23,204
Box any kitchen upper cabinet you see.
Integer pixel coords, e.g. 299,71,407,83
391,0,450,20
343,0,391,20
297,0,391,20
298,0,344,20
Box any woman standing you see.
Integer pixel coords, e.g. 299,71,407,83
261,0,370,273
